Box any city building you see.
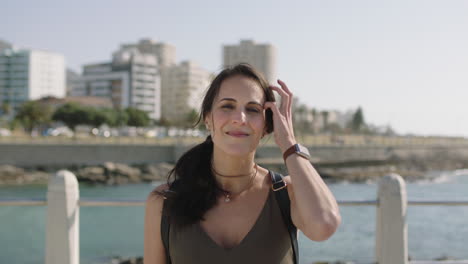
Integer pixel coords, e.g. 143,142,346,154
0,48,66,115
223,39,277,83
72,48,161,120
160,61,212,124
37,96,113,110
120,38,176,67
0,40,12,53
66,69,80,96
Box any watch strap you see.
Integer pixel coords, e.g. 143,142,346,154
282,145,298,161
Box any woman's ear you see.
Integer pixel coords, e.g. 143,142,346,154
204,114,212,130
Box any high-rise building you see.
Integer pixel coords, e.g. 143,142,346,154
160,61,212,124
0,40,12,53
223,39,277,83
72,48,161,120
120,38,176,67
0,48,66,114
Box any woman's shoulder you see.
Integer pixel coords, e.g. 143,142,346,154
145,183,170,214
144,183,169,263
263,168,292,185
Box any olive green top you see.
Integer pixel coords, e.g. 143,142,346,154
168,189,294,264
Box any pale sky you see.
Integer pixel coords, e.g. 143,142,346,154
2,0,467,137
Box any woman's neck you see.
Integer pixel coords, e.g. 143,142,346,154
211,147,257,193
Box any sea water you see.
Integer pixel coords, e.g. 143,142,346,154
0,170,467,264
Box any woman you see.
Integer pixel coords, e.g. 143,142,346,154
144,64,341,264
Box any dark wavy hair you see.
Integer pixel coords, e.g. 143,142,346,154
155,63,275,226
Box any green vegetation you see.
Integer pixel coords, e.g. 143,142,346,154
348,107,367,133
15,101,53,132
12,100,152,132
125,107,150,127
185,109,201,128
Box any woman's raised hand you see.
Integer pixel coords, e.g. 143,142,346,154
264,79,297,153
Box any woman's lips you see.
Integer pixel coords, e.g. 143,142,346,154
226,131,249,137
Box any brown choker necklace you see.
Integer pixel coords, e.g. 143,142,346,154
212,164,258,202
211,163,256,178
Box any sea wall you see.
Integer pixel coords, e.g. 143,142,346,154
1,143,468,167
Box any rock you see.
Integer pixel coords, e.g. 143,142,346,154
140,163,173,181
0,165,49,185
76,166,106,183
114,176,129,185
110,256,143,264
114,163,141,182
435,255,457,261
22,171,49,184
0,165,25,179
104,162,141,183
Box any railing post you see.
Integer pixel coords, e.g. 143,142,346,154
45,170,80,264
376,173,408,264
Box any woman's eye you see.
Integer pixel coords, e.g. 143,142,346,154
247,108,260,113
221,105,234,110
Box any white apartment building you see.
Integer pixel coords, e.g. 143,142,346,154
223,39,277,83
72,48,161,120
0,48,65,114
120,38,176,67
160,61,211,124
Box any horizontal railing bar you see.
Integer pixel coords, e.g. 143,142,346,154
0,198,47,206
338,200,378,206
410,261,468,264
79,200,145,207
408,201,468,206
2,199,468,207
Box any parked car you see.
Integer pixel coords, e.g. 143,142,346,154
45,126,74,137
0,128,12,137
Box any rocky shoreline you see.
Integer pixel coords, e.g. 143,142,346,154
0,162,173,186
1,152,467,186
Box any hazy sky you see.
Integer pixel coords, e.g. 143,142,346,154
2,0,467,137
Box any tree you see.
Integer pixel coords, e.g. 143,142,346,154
114,109,129,127
157,117,172,127
184,109,200,128
52,103,91,130
293,104,309,136
1,102,11,116
321,111,329,132
349,107,366,132
126,107,150,127
15,101,53,132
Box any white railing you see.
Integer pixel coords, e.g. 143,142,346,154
1,171,468,264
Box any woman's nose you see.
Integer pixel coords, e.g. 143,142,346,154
231,110,247,124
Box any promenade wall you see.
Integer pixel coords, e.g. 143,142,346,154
1,143,468,167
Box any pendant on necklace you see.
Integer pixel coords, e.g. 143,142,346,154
224,193,231,202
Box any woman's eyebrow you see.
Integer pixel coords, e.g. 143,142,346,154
219,98,263,106
219,98,236,102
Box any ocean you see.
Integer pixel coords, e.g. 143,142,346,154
0,169,467,264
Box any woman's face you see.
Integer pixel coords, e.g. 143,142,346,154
205,75,266,157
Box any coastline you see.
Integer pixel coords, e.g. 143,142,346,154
1,152,467,186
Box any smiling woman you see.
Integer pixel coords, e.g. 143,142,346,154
144,63,341,264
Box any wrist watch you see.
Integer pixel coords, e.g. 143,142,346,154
283,143,310,161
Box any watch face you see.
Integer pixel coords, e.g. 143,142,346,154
295,144,310,159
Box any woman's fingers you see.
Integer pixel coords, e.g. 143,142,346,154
264,101,281,118
269,85,289,114
277,79,293,118
277,79,292,95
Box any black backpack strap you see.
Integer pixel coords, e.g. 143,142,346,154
161,199,172,264
270,170,299,264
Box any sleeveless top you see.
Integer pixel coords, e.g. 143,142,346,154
168,189,294,264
